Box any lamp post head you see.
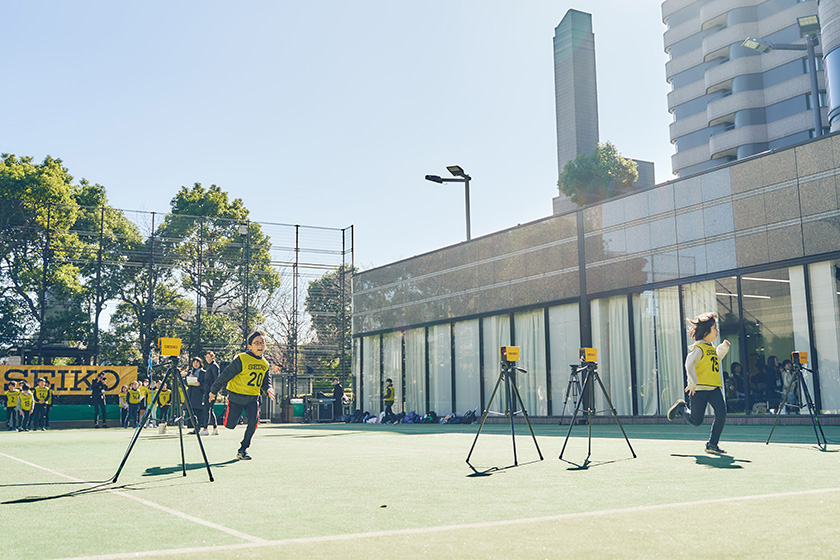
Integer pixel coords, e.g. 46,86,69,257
425,174,444,184
742,37,774,53
797,15,820,38
446,165,470,179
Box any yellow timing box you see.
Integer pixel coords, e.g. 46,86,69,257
159,337,182,357
580,347,598,363
792,351,808,364
500,346,520,362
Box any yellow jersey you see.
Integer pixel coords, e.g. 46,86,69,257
691,341,722,387
226,353,270,396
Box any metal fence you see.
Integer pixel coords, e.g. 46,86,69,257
0,199,353,396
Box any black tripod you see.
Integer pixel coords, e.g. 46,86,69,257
112,357,214,483
766,362,828,450
558,364,584,424
559,360,636,466
466,360,543,469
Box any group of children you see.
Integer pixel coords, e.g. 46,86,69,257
117,379,173,429
4,378,53,432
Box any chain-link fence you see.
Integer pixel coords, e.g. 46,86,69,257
0,198,353,402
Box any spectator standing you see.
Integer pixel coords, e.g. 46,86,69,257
90,373,108,428
126,381,141,428
204,351,220,435
185,357,206,435
33,378,50,431
118,385,129,428
383,378,396,423
331,377,344,421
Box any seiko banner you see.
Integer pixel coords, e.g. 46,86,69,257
0,366,138,395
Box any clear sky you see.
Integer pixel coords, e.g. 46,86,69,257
3,0,671,271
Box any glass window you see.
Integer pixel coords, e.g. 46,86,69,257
382,332,403,413
363,335,381,413
514,309,548,416
739,267,811,414
454,320,481,414
682,278,743,412
590,295,632,415
404,327,426,414
428,324,453,416
482,314,511,413
548,303,581,417
632,287,684,415
808,260,840,413
354,337,361,410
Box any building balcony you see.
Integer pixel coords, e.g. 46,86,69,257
668,79,706,111
706,89,766,125
670,111,708,142
666,49,706,79
700,0,760,30
664,16,701,49
672,143,710,175
704,55,763,94
701,22,758,61
662,0,699,24
708,124,768,159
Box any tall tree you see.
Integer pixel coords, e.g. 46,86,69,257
557,142,638,206
304,264,355,380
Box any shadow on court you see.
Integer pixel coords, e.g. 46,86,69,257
671,453,752,469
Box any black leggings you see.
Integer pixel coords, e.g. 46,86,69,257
223,398,259,451
682,387,726,446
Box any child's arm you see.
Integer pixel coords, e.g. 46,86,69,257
716,340,731,360
684,347,702,393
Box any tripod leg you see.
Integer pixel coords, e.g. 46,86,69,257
505,370,518,466
509,375,543,460
111,380,167,483
174,371,215,482
559,371,593,460
466,369,505,466
798,369,828,449
766,377,796,445
592,372,636,459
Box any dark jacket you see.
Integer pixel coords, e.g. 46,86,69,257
185,368,206,409
203,361,219,406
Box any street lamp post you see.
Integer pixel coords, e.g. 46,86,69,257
743,15,824,136
425,165,472,241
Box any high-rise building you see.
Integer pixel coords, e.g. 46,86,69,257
663,0,826,177
554,9,600,176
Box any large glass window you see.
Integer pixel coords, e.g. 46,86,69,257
428,323,453,416
382,331,403,413
590,295,632,415
514,309,548,416
454,319,480,414
404,327,426,414
548,303,581,416
632,287,684,416
363,335,381,413
683,277,743,412
808,260,840,413
738,267,811,413
482,314,511,413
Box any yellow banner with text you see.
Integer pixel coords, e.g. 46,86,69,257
0,366,138,395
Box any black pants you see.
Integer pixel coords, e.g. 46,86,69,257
92,399,107,425
384,403,396,422
207,406,217,429
682,387,726,446
223,398,259,451
33,403,47,429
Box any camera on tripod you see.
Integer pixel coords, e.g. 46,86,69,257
500,346,520,363
791,351,808,365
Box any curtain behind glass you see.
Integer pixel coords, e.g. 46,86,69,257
382,332,403,413
404,328,426,414
591,295,632,415
454,320,481,414
354,338,361,410
632,287,683,416
428,323,453,415
364,335,381,413
514,309,548,416
548,303,580,415
809,261,840,413
482,314,511,413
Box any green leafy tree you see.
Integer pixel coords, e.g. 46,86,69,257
557,142,638,206
304,264,355,381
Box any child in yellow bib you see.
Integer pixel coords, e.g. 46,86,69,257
667,312,731,454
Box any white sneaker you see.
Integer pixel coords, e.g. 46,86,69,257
212,428,219,435
199,428,209,436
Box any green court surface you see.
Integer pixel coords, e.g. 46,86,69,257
1,422,838,559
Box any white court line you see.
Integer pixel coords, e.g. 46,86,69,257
54,486,840,560
0,451,266,544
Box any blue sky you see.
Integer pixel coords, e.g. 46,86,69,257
3,1,671,270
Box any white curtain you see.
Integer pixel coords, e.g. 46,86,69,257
809,261,840,413
353,338,361,410
548,303,580,416
404,327,426,414
590,295,632,415
364,335,380,413
789,266,816,402
382,332,403,413
482,314,511,413
454,320,481,414
428,324,453,415
514,309,548,416
632,287,683,415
